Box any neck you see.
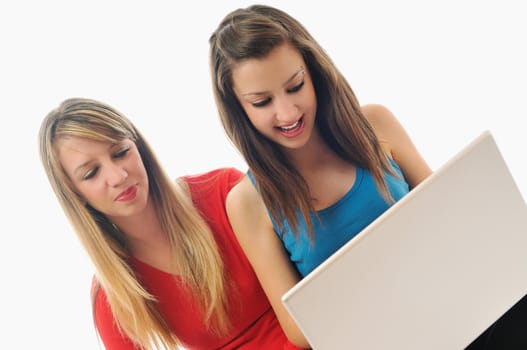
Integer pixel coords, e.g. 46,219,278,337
285,130,343,175
112,199,170,258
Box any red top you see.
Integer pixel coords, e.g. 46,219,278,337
93,168,300,350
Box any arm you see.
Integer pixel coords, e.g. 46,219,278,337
226,176,311,349
362,104,433,188
93,286,142,350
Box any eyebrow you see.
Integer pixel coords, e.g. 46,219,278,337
241,66,305,98
73,160,92,176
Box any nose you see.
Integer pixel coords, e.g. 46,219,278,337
105,162,128,187
274,96,299,124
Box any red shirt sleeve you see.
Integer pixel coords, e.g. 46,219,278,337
92,278,141,350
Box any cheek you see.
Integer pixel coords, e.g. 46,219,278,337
240,104,263,126
239,100,275,132
304,83,318,109
77,183,104,203
246,111,271,131
132,155,148,177
310,93,318,113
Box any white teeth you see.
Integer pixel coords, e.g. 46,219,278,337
280,121,300,131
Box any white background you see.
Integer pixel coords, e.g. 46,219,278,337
1,1,525,348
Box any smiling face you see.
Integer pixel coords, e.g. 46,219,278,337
232,42,318,150
56,136,150,222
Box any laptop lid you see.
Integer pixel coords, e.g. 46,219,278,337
281,130,527,350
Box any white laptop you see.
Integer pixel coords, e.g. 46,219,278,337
281,130,527,350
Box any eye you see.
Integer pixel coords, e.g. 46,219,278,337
83,167,99,180
252,97,272,108
287,80,304,93
113,146,130,159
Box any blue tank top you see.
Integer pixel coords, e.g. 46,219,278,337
248,160,409,277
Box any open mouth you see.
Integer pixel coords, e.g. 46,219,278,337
277,116,304,134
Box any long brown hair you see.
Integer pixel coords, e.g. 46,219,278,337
209,5,394,237
39,98,230,348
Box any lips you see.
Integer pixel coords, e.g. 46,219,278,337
276,116,305,138
279,120,301,132
115,185,138,202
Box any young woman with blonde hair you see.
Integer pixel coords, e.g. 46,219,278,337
39,97,303,349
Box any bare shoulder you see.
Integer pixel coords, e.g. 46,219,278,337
226,175,262,216
226,175,273,239
361,103,392,120
361,103,404,143
361,103,432,187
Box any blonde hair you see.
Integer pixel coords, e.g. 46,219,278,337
39,98,230,348
209,5,395,238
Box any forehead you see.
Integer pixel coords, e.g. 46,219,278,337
231,42,305,92
56,136,110,156
55,136,115,170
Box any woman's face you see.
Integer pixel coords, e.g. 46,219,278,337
56,136,150,222
231,42,318,151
